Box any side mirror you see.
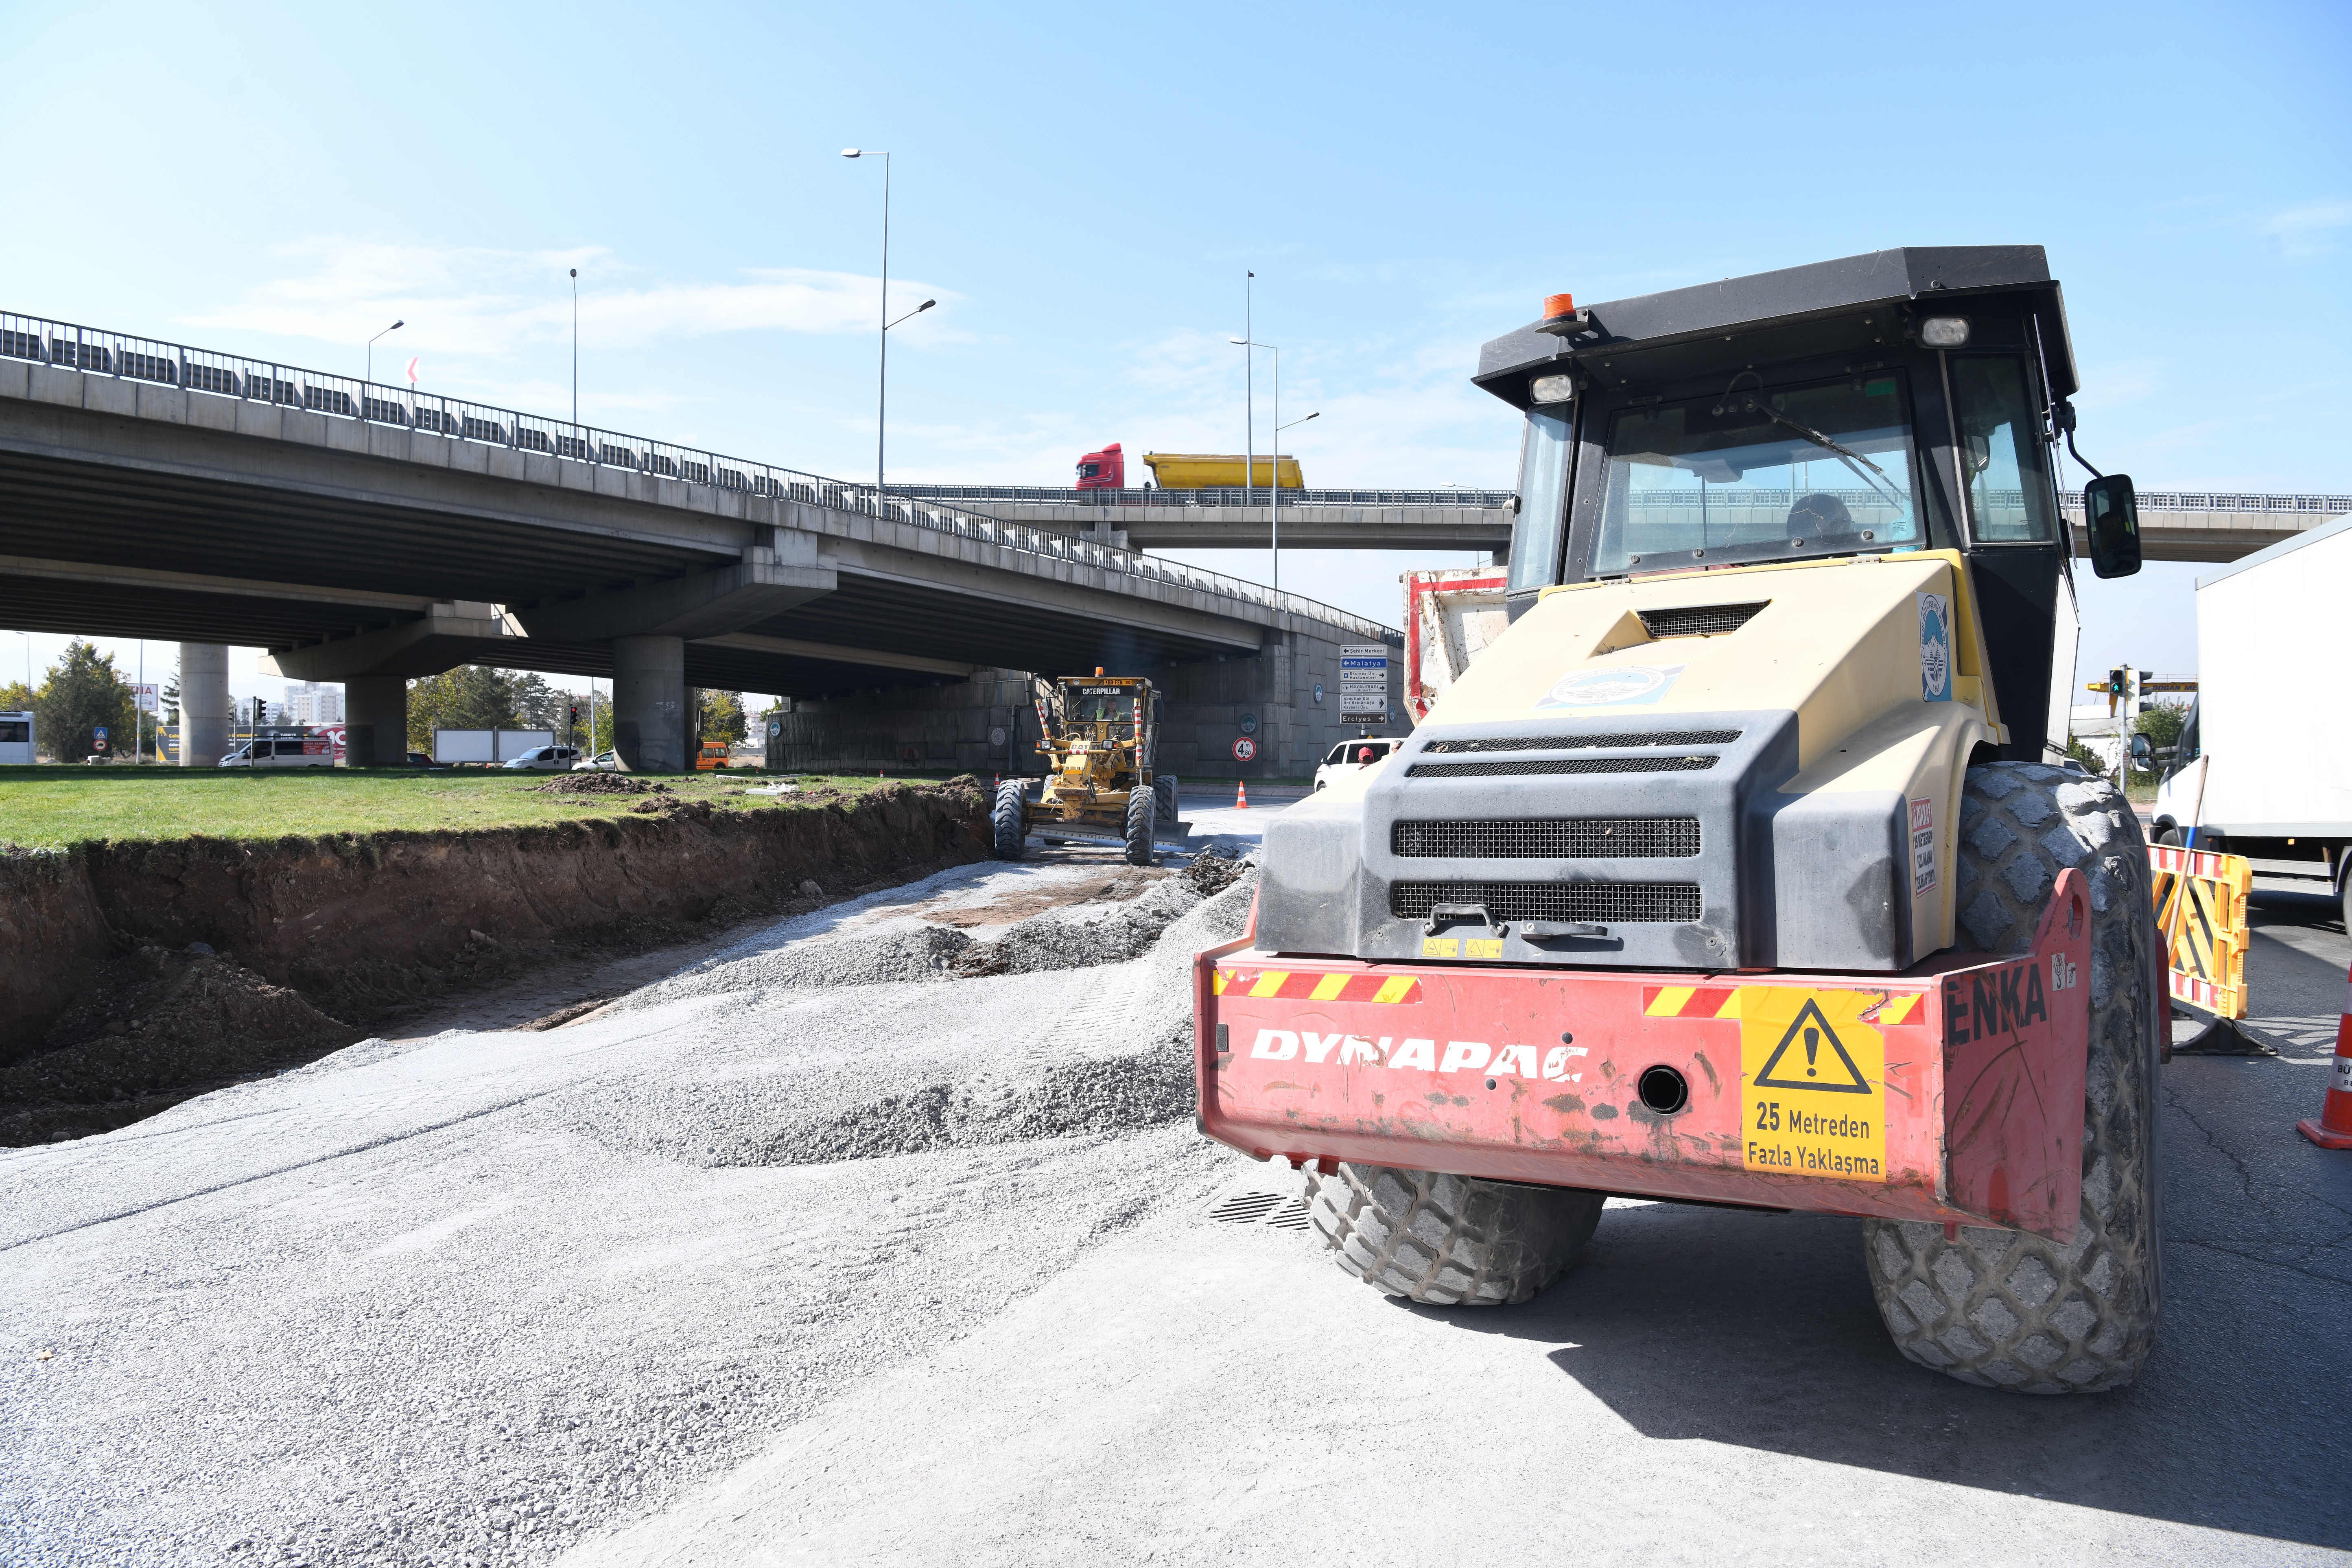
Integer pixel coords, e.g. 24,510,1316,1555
2129,733,2152,768
2084,474,2142,579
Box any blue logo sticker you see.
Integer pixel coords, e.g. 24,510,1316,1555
1919,593,1953,703
1536,664,1686,710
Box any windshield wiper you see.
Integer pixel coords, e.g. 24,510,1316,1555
1737,397,1910,518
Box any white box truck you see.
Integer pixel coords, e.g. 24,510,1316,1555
2152,513,2352,917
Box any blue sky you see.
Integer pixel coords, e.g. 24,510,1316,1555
4,0,2345,708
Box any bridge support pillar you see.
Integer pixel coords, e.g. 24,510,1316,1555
344,675,408,765
612,635,688,772
178,643,230,767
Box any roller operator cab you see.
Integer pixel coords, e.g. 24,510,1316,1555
1200,249,2167,1395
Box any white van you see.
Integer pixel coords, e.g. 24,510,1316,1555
501,745,583,771
1315,737,1406,791
219,734,337,768
0,711,32,765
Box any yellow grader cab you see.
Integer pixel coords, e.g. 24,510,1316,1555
1196,247,2167,1394
992,671,1187,866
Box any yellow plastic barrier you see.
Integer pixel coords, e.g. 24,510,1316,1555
2148,844,2253,1018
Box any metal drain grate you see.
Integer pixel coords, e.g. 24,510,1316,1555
1419,729,1741,754
1392,816,1701,859
1637,601,1768,638
1266,1197,1312,1230
1407,755,1718,779
1208,1192,1287,1225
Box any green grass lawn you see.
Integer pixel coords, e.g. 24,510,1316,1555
0,766,909,851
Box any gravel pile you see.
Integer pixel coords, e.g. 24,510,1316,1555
0,856,1258,1568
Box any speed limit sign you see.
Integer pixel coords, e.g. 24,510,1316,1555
1231,736,1256,762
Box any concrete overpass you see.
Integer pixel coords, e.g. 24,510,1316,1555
903,483,2346,563
0,313,1398,775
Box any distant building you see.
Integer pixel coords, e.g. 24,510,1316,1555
282,681,345,725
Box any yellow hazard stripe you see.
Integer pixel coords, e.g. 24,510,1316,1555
1646,986,1695,1017
1249,971,1291,998
1372,975,1418,1004
1714,990,1744,1019
1309,973,1351,1002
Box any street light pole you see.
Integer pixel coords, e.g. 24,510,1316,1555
570,268,579,429
1231,336,1310,593
842,149,894,498
1274,408,1320,595
366,320,403,385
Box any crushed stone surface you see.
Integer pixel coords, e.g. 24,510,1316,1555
0,854,1258,1568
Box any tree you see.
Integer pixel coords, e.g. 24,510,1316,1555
35,640,134,762
405,665,520,751
700,690,747,746
509,671,563,730
0,679,32,715
162,662,181,726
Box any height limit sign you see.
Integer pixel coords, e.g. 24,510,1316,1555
1339,643,1389,724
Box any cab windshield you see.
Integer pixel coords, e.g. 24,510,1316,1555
1591,374,1920,575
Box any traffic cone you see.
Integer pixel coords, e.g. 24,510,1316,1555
1234,780,1249,809
2295,958,2352,1149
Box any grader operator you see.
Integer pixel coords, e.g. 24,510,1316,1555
1195,247,2161,1393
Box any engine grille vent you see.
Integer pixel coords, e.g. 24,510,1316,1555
1392,817,1701,859
1389,880,1703,925
1407,755,1718,779
1419,729,1741,754
1637,601,1768,638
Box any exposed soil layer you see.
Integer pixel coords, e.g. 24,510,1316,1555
0,778,991,1142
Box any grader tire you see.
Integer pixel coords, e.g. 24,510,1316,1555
1861,761,2164,1393
1153,773,1180,824
1307,1163,1604,1306
991,779,1027,860
1123,787,1156,866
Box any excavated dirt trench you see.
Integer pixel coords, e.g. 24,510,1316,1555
0,778,993,1144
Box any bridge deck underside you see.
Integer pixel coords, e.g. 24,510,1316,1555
0,440,1258,691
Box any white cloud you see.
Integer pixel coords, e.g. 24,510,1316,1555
187,238,963,359
2261,199,2352,258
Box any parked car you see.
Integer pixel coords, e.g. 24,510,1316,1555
1314,736,1406,792
571,750,622,773
501,745,583,771
405,751,436,767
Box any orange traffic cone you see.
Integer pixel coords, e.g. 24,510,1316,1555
1234,780,1250,809
2297,958,2352,1148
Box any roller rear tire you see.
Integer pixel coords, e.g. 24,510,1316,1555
991,779,1027,860
1860,762,2163,1393
1307,1163,1603,1306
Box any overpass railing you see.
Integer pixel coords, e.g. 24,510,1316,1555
896,483,1517,508
0,311,1398,644
2056,490,2350,516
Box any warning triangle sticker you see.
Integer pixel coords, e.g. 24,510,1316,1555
1753,997,1872,1094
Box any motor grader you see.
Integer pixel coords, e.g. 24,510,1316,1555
1195,247,2164,1393
993,670,1181,866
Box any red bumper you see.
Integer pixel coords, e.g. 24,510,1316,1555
1196,870,2094,1242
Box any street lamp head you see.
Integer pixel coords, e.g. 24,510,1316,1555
1229,336,1248,345
918,300,936,313
842,148,861,157
390,320,404,331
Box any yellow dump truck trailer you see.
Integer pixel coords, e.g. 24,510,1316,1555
1141,453,1304,490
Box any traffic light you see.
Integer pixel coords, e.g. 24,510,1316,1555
569,704,580,726
2107,668,2125,699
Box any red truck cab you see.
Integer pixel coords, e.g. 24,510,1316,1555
1075,442,1126,490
